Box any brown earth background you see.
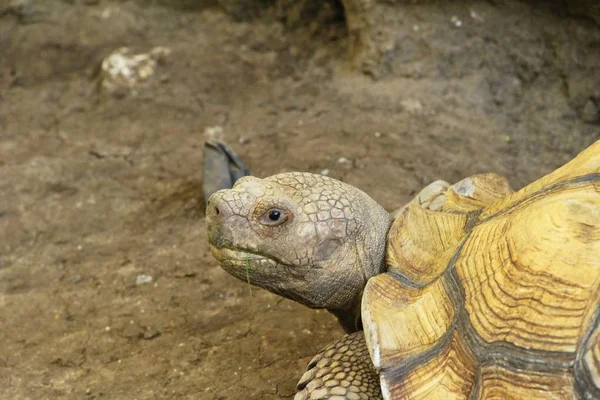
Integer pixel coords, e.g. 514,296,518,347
1,0,600,399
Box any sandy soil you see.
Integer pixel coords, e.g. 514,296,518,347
0,0,599,399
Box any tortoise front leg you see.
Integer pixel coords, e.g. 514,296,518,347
295,332,382,400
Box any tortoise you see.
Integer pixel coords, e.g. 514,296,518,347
206,141,600,399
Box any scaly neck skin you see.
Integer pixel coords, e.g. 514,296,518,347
329,292,365,333
326,225,391,333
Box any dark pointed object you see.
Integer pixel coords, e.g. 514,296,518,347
203,140,250,205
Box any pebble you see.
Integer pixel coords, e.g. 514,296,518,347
136,274,153,285
99,46,170,96
143,328,161,340
101,7,111,19
470,9,484,22
204,125,224,140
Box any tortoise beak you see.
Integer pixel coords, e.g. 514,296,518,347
205,190,230,248
205,190,255,253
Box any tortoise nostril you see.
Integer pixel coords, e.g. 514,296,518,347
215,206,220,215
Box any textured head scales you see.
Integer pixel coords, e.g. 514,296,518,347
206,172,390,331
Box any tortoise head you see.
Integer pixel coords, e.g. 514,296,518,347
206,172,391,331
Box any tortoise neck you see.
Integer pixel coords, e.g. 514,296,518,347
330,212,392,333
328,291,364,333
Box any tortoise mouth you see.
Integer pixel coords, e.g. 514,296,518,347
209,244,267,261
209,244,279,272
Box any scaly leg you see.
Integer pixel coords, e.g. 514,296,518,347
295,332,382,400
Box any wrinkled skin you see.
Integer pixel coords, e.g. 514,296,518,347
206,172,391,331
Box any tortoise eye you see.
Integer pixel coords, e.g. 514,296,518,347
260,208,288,226
268,210,281,221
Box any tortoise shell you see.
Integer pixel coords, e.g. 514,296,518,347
362,141,600,399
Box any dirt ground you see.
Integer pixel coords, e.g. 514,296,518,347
0,0,599,399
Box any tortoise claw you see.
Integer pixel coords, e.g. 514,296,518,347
297,366,318,390
202,140,250,205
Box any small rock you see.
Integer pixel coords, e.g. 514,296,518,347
101,7,111,19
451,16,463,27
204,126,224,140
470,9,484,22
86,388,91,395
320,169,330,176
582,99,599,123
337,157,351,164
99,46,171,97
143,328,161,340
374,132,382,138
136,274,153,285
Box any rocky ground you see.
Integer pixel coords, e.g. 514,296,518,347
0,0,599,399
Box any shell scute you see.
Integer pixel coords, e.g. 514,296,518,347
363,141,600,399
